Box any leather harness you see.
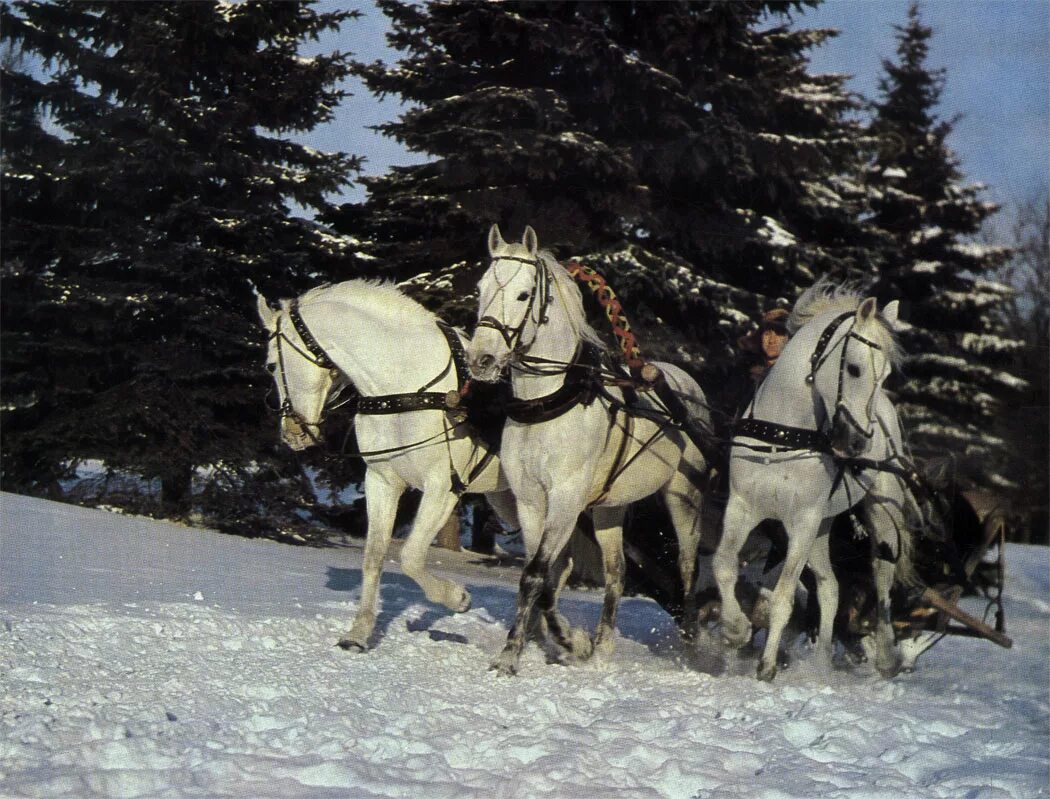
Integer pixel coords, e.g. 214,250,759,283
278,300,494,494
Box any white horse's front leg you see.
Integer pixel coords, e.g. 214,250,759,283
759,513,829,681
865,485,906,677
713,493,758,649
400,481,470,612
492,490,585,676
339,469,404,651
805,531,838,667
591,506,626,659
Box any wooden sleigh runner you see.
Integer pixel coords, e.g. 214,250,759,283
889,489,1012,650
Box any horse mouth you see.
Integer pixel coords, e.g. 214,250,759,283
467,352,506,383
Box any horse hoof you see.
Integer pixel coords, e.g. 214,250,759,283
722,621,752,650
337,637,368,653
447,588,472,613
877,659,902,679
489,658,518,677
571,628,595,660
757,661,778,682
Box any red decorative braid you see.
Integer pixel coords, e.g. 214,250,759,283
564,261,646,371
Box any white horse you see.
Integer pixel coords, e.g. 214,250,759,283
713,279,918,680
255,281,518,651
467,225,710,676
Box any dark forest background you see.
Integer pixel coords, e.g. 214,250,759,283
2,1,1046,545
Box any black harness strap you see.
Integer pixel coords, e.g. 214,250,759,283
354,322,469,416
504,343,602,424
287,300,336,369
733,417,831,453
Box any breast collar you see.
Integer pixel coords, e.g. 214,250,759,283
504,342,602,424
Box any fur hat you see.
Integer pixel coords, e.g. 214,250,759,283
737,308,790,353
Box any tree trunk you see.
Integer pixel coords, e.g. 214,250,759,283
160,464,193,517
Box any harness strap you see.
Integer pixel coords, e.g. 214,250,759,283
505,343,601,424
288,300,336,370
734,417,831,452
355,391,466,415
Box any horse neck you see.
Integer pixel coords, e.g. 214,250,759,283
750,318,835,430
303,299,453,396
509,289,582,401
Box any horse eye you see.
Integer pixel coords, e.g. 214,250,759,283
516,291,530,301
847,364,861,378
266,363,277,374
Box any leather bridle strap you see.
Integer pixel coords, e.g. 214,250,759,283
475,255,551,358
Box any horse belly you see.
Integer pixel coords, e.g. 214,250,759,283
591,420,680,507
356,414,454,490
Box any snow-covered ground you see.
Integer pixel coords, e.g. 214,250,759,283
1,491,1047,799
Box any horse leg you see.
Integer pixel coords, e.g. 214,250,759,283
339,469,404,651
713,493,759,649
399,481,470,612
483,488,520,535
759,513,828,681
591,506,626,659
805,530,838,667
537,544,594,661
490,496,547,676
663,472,704,640
492,493,582,677
865,482,906,677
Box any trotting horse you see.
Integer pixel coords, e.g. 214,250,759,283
256,281,518,651
712,279,918,680
467,225,710,676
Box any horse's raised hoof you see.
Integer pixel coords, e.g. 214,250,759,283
446,587,472,614
757,661,778,682
337,637,368,653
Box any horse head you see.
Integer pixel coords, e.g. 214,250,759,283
810,297,900,459
256,292,340,451
467,224,549,382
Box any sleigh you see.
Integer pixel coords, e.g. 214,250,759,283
884,489,1012,650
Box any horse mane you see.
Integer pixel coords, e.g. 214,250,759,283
789,276,901,366
539,250,607,350
291,279,437,325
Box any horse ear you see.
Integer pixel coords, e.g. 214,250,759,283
522,225,538,255
882,300,901,328
256,292,277,328
857,297,877,323
488,224,505,256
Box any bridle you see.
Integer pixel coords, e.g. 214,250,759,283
267,299,341,436
806,310,887,443
475,254,552,360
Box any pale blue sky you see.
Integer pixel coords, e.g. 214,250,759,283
302,0,1050,214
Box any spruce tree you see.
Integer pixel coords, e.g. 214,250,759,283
342,1,879,415
1,1,364,526
864,3,1022,490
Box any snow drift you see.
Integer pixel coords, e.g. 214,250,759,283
1,492,1047,799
